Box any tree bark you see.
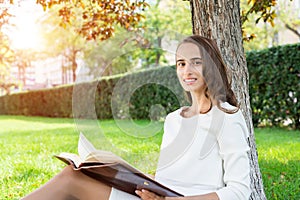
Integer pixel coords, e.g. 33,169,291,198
189,0,266,199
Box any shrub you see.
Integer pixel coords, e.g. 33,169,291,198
247,43,300,129
0,86,73,117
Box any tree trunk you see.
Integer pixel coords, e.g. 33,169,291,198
189,0,266,199
71,50,78,82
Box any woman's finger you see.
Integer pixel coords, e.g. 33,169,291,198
135,189,164,200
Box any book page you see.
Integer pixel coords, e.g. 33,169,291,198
78,132,97,160
78,133,124,164
56,152,83,168
85,150,123,163
79,133,145,173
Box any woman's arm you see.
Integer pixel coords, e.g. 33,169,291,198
214,111,251,200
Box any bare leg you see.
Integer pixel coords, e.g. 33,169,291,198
22,165,112,200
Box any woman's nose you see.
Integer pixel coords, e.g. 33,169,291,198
183,62,194,74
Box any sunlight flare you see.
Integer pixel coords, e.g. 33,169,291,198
9,1,43,50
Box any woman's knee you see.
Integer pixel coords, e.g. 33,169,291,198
54,166,81,186
57,165,75,177
57,166,112,199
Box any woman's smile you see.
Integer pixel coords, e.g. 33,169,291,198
183,78,198,85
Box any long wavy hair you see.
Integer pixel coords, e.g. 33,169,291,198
176,35,239,113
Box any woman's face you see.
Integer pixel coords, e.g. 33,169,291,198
176,42,206,93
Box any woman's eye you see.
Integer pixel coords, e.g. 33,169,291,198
193,60,202,66
177,62,185,67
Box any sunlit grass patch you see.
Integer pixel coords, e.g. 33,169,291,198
255,128,300,200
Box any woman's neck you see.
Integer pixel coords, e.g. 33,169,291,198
191,95,212,113
182,93,213,117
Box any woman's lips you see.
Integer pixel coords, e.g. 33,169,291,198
183,78,197,84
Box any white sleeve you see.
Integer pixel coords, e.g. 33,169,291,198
215,111,251,200
160,111,181,149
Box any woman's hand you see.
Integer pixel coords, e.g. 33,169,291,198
135,190,219,200
135,189,165,200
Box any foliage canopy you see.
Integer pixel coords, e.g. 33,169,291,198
36,0,149,40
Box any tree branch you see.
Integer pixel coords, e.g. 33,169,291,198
285,23,300,38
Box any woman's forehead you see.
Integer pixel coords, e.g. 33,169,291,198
176,42,201,60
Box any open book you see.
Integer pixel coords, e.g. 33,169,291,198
55,133,183,197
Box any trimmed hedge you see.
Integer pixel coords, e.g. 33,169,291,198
109,67,185,120
0,86,73,117
247,43,300,129
0,43,299,129
0,67,186,120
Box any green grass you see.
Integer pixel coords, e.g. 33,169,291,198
255,128,300,199
0,116,299,199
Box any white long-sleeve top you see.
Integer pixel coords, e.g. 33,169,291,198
155,103,251,200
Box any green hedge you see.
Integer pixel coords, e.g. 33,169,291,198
0,67,186,120
99,67,186,120
0,43,299,129
0,86,73,117
247,43,300,129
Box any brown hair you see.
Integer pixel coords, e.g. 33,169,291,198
176,35,239,113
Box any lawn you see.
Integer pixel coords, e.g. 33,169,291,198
0,115,299,199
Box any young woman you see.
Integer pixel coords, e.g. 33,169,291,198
22,35,251,200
